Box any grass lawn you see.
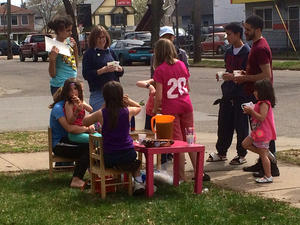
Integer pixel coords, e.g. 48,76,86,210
0,131,47,153
0,171,300,225
189,59,300,71
277,149,300,166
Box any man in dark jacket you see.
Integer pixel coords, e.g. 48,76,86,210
207,22,252,165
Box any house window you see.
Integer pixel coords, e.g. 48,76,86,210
22,15,28,25
1,16,7,25
12,15,18,26
99,15,105,26
111,14,126,26
254,8,273,29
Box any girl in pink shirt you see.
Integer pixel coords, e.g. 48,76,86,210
153,38,197,181
242,80,277,183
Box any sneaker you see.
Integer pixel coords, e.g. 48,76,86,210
255,176,273,183
229,156,247,165
243,159,262,172
268,151,277,164
133,181,145,195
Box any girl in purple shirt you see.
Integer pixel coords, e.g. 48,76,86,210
83,81,146,192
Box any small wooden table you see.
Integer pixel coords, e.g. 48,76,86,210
134,140,205,197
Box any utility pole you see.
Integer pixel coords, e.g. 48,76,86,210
151,0,164,48
174,0,179,47
7,0,13,60
193,0,202,63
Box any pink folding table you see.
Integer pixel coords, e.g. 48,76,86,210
134,140,205,197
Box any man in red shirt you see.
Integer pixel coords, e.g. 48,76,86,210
233,15,279,178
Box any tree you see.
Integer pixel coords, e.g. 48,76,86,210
27,0,62,33
193,0,202,63
62,0,79,49
132,0,148,25
151,0,164,47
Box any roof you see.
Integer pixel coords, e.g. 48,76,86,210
135,7,152,31
84,0,105,14
0,4,34,14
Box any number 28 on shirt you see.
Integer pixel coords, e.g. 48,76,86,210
167,77,188,99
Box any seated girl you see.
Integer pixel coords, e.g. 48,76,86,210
83,81,145,193
62,78,101,143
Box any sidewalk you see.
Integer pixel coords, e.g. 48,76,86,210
1,132,300,208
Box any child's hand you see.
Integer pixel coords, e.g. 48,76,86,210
69,37,77,48
243,106,253,115
49,46,59,61
87,125,95,133
123,94,129,106
149,85,156,95
71,96,81,104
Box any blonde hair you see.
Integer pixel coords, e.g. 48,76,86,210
153,38,178,69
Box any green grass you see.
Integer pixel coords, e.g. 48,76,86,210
0,171,299,225
189,59,300,70
277,149,300,166
0,131,47,153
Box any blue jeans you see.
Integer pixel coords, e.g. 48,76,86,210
90,90,105,112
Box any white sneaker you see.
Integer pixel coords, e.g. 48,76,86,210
255,176,273,183
133,181,145,195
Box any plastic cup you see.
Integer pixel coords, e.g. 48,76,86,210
217,71,224,80
185,127,195,145
233,70,242,77
138,133,146,144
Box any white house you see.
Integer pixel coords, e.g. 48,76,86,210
214,0,245,24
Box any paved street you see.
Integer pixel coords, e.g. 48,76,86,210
1,58,300,138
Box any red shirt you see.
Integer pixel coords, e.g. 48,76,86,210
245,38,273,94
153,60,193,115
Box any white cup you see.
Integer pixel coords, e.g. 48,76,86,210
241,101,254,110
233,70,242,77
217,71,224,80
138,133,146,144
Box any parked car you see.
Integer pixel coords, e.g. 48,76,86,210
123,31,151,41
201,32,228,55
0,40,20,56
19,34,51,62
110,39,153,66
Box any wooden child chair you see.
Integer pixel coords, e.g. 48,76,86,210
48,127,77,180
89,134,133,199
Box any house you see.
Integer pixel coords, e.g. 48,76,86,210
232,0,300,50
175,0,213,28
214,0,245,25
174,0,245,29
85,0,135,30
0,3,35,42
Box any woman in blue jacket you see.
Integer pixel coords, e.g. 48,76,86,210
82,25,124,112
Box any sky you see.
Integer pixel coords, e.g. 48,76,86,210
0,0,22,7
